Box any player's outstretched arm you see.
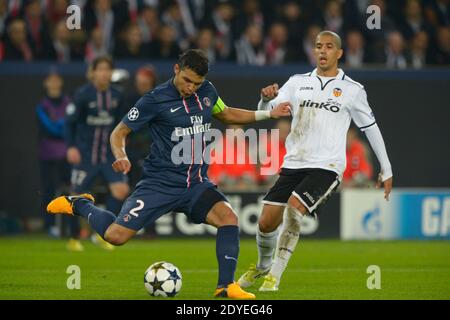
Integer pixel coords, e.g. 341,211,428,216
110,121,132,174
364,125,393,201
214,102,292,124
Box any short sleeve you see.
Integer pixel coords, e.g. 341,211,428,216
350,87,376,131
122,94,158,131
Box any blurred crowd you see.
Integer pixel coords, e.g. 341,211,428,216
1,0,449,68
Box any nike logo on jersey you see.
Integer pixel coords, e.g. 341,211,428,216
170,106,183,113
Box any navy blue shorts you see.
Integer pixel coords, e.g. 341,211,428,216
115,180,228,231
71,163,127,193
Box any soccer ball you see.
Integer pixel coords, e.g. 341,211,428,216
144,261,182,297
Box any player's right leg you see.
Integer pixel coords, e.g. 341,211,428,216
238,168,302,289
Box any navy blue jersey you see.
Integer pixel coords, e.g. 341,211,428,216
122,78,226,188
65,83,126,165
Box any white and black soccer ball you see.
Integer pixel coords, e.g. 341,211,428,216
144,261,182,297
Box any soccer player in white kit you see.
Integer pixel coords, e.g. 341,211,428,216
238,31,394,291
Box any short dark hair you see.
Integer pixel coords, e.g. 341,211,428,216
92,56,114,71
178,49,209,77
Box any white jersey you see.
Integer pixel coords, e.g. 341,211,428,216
261,68,376,178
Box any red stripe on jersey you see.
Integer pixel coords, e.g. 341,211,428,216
186,138,194,188
194,93,203,111
182,97,190,114
198,134,205,182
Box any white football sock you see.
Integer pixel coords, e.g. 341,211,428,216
270,207,302,283
256,224,279,271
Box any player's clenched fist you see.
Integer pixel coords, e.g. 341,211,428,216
112,157,131,174
270,102,292,118
261,83,279,101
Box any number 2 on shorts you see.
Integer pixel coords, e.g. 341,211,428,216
129,200,144,217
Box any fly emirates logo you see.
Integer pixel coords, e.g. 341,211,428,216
174,115,212,137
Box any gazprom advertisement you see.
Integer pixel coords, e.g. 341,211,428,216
341,189,450,240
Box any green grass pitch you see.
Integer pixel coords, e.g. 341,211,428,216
0,237,449,300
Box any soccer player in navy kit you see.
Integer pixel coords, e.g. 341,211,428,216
64,56,130,249
48,50,291,299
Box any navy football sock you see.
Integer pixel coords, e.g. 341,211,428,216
73,199,116,239
216,225,240,288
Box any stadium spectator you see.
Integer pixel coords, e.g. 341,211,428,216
84,0,122,53
0,18,33,61
322,0,345,35
8,0,23,19
265,22,292,65
424,0,450,28
36,71,72,238
149,24,181,59
0,0,449,66
23,0,52,60
46,0,69,28
433,26,450,64
385,31,409,69
279,1,306,51
400,0,434,41
0,0,7,36
234,0,265,37
69,28,87,61
161,2,193,51
85,26,109,62
119,0,156,23
48,20,73,63
301,24,322,66
205,1,236,61
176,0,208,32
114,22,149,60
137,5,160,44
365,0,397,60
195,28,217,63
410,30,431,68
343,30,370,68
235,24,266,66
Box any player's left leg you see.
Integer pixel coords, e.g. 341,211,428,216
206,201,255,299
187,186,255,299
